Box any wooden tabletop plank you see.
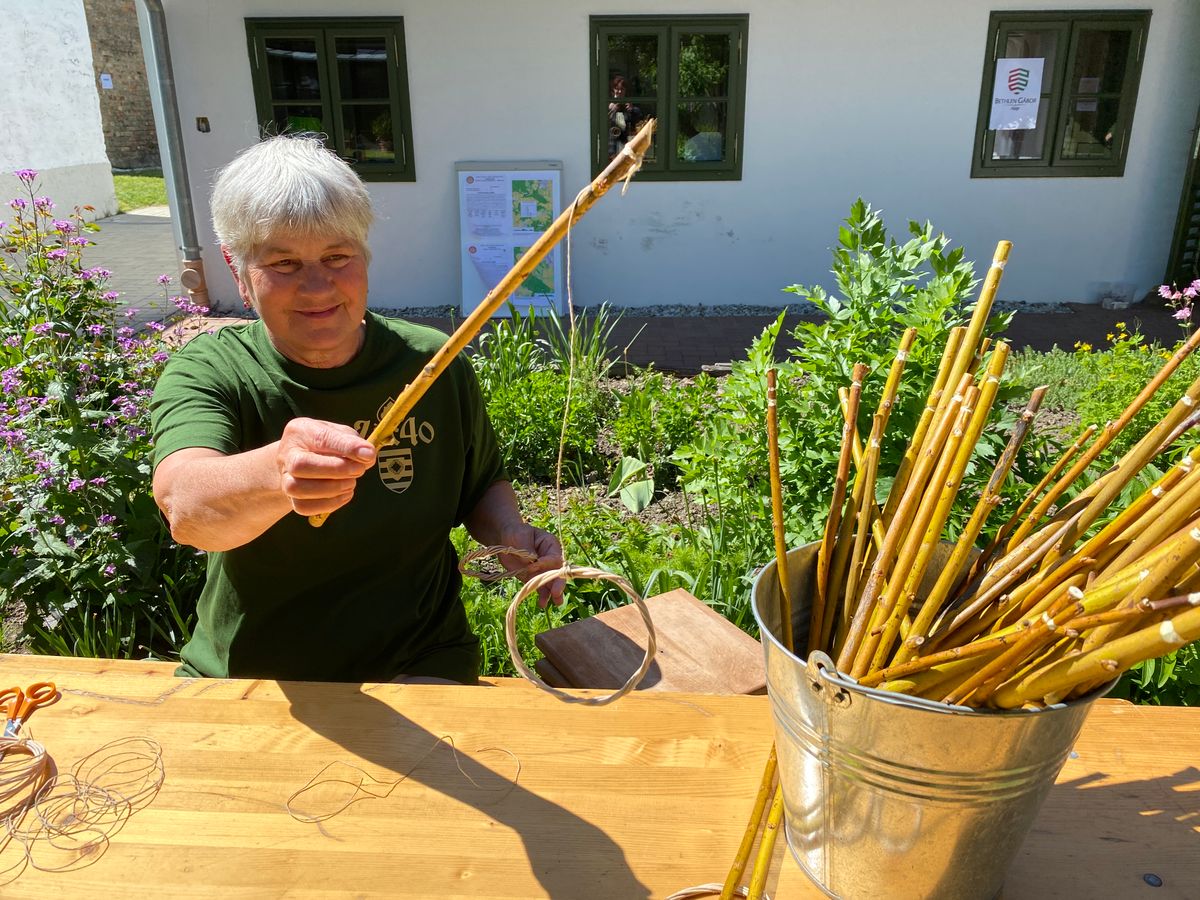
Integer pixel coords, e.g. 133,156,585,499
0,655,1196,898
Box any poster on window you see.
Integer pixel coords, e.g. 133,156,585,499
455,161,563,317
989,57,1044,130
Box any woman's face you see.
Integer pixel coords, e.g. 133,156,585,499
234,232,369,369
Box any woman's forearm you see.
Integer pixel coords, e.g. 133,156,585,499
153,445,293,551
152,417,378,552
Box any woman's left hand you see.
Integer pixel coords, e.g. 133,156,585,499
500,523,565,608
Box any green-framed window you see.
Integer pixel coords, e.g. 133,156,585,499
972,10,1150,178
246,18,416,182
591,15,748,181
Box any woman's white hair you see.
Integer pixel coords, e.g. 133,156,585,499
211,135,374,272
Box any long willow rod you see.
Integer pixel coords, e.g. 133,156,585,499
309,119,657,527
766,370,795,653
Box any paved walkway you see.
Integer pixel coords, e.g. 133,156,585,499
89,211,1184,374
86,206,180,322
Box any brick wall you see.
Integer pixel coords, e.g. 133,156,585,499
83,0,160,171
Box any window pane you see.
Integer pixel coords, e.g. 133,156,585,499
265,38,321,100
1002,29,1058,91
1071,28,1130,94
607,35,658,97
270,104,325,135
340,104,396,164
336,36,390,101
677,33,730,98
608,100,656,163
676,101,727,162
1060,98,1121,160
991,101,1050,160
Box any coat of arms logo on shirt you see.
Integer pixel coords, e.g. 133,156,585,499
371,396,436,495
375,396,415,494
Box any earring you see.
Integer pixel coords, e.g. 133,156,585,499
243,297,252,310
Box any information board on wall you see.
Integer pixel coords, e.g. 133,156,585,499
455,161,563,318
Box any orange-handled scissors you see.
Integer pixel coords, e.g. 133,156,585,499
0,681,58,737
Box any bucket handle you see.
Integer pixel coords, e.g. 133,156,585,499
805,651,852,708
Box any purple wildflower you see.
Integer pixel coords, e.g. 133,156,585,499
9,197,27,211
69,236,88,246
83,266,112,280
87,324,105,336
1,368,19,392
3,336,19,347
156,274,172,285
33,197,54,212
152,351,169,363
32,322,53,335
49,515,66,526
98,514,116,526
103,564,116,576
123,308,138,319
90,477,108,486
52,219,76,234
1174,306,1193,321
67,478,86,492
13,169,37,184
45,248,68,260
143,321,165,332
102,291,120,301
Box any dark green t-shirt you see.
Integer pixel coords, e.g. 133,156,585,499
150,313,505,683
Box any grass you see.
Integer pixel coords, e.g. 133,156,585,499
113,169,167,212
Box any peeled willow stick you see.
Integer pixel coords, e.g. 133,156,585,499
994,600,1200,708
838,374,970,672
896,385,1046,665
835,331,916,645
928,242,1010,427
882,327,965,527
308,118,657,527
856,393,978,677
1037,373,1200,571
1004,324,1200,550
944,520,1200,706
747,783,786,900
816,364,866,643
973,422,1097,582
720,746,778,900
869,348,1010,671
766,370,796,654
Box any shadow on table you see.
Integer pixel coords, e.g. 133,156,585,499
277,680,651,899
1002,764,1200,897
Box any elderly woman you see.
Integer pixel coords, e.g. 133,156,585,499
150,135,562,684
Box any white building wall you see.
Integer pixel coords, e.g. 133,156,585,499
161,0,1200,310
0,1,116,220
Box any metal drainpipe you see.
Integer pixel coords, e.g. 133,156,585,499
134,0,212,311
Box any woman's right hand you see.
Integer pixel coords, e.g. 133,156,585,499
275,417,377,516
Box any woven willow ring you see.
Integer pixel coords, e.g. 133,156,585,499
505,564,657,706
458,545,539,582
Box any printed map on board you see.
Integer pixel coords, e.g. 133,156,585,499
513,246,554,297
511,179,553,232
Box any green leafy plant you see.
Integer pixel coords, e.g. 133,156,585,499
471,304,552,398
0,170,204,658
544,302,622,386
485,370,603,483
613,371,715,488
607,456,654,514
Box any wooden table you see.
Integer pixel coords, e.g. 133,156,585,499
0,655,1195,899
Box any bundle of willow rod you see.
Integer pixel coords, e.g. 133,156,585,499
802,239,1200,709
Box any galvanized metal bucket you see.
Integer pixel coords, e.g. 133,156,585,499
751,542,1108,900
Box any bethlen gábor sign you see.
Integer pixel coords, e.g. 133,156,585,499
989,58,1044,131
